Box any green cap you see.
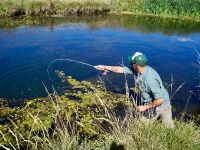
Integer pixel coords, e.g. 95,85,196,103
128,52,148,67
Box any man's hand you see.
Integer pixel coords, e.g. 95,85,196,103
136,98,164,112
136,105,148,112
94,65,124,74
94,65,106,71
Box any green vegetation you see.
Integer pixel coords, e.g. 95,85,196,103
0,71,200,149
0,0,110,17
115,0,200,21
0,0,200,20
124,0,200,20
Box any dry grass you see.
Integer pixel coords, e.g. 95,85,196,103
0,83,200,150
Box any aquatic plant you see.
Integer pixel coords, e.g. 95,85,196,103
0,71,129,148
0,71,200,149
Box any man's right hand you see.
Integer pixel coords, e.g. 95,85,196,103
94,65,124,74
94,65,106,71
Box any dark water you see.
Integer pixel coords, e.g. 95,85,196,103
0,15,199,114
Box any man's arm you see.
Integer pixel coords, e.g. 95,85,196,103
137,77,165,112
94,65,124,74
137,98,164,112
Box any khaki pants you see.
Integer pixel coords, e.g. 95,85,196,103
140,104,175,128
155,104,175,128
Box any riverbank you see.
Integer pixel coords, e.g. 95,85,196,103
0,72,200,149
0,0,200,21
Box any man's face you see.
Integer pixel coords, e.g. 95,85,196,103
132,63,138,72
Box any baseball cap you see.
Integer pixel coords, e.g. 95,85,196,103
128,52,148,67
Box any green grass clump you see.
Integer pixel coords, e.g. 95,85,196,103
0,0,22,16
100,120,200,150
125,0,200,20
0,0,111,17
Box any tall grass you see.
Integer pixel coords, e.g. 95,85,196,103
0,0,200,20
0,77,200,150
1,105,200,149
128,0,200,20
0,0,111,17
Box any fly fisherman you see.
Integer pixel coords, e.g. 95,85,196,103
94,52,174,128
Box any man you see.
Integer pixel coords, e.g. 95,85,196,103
94,52,174,128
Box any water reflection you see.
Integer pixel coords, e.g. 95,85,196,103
1,15,200,35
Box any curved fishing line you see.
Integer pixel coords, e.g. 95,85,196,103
47,58,124,94
47,58,95,84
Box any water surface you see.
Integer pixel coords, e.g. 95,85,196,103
0,15,199,114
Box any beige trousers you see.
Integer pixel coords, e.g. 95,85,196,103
140,104,175,128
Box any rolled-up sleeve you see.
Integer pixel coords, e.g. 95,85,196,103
123,66,133,75
147,79,163,100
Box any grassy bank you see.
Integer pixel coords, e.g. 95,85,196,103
129,0,200,20
0,72,200,149
0,0,110,17
0,0,200,21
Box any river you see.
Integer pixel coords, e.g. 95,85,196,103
0,15,199,114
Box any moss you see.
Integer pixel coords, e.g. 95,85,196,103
0,71,128,148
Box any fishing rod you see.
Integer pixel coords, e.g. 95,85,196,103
46,58,120,92
47,58,95,83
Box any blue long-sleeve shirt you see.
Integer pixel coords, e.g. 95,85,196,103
123,66,170,109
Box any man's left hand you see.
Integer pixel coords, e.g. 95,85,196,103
136,105,148,112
